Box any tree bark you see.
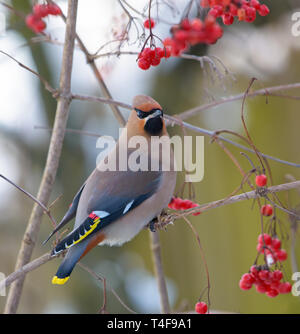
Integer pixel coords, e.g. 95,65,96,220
4,0,78,314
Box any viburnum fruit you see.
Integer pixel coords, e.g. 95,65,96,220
33,4,49,18
200,0,270,25
256,233,288,264
26,3,62,33
260,204,273,217
162,16,223,57
195,302,208,314
168,197,201,216
255,174,267,187
26,14,46,33
137,47,169,70
144,18,155,29
239,265,292,297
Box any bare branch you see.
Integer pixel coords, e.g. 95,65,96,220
4,0,79,314
162,181,300,227
0,253,55,293
149,231,171,314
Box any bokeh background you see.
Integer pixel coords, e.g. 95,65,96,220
0,0,300,314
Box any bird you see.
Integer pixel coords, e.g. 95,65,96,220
45,95,177,285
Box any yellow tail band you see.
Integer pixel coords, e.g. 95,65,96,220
52,276,70,285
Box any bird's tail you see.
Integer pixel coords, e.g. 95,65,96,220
52,239,89,285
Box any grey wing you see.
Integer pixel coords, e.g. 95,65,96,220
51,169,162,254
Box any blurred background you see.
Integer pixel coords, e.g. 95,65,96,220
0,0,300,314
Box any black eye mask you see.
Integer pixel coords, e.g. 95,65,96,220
134,108,163,119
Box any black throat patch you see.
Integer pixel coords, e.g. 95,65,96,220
144,116,163,135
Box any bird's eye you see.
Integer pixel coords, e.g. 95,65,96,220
135,108,149,119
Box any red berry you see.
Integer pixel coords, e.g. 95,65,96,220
46,3,62,15
180,199,193,210
278,282,292,294
258,233,272,246
250,0,261,10
35,19,46,32
237,8,246,21
260,204,273,217
239,279,252,290
241,273,255,285
174,30,190,42
256,283,268,294
266,288,279,298
272,270,283,281
255,174,267,187
213,5,224,16
229,4,238,16
33,4,49,18
181,18,191,30
191,18,203,31
138,58,151,70
258,270,270,281
144,18,155,29
222,13,234,25
208,9,219,18
271,238,281,250
270,280,280,290
245,12,256,23
195,302,208,314
258,4,270,16
275,249,288,262
151,55,161,66
155,47,165,59
250,265,259,276
140,48,155,62
26,14,37,28
170,198,181,210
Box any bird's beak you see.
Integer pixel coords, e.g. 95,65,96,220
145,109,163,121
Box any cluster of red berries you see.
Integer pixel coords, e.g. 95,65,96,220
201,0,270,25
26,3,61,33
256,233,288,265
163,16,223,57
239,265,292,297
144,18,155,29
195,301,208,314
168,197,201,216
138,47,171,70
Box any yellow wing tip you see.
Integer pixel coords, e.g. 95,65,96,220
52,276,70,285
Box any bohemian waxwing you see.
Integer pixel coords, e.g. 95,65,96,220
46,95,177,285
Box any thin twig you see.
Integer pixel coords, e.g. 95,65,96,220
34,125,106,139
0,50,56,95
178,82,300,121
165,114,300,168
54,0,127,127
0,174,57,228
182,216,211,311
78,262,137,314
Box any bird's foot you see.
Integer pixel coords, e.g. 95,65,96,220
148,210,171,232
